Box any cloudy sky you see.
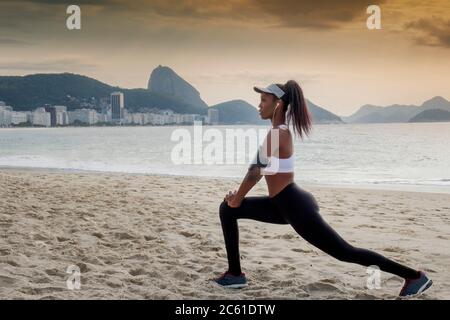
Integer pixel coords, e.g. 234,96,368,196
1,0,449,116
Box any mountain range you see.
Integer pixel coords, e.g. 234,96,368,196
0,73,206,115
0,66,447,124
148,65,208,110
341,96,450,123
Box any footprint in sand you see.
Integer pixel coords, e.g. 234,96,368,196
0,249,12,256
291,248,313,254
353,292,380,300
0,275,17,287
45,269,62,277
106,279,123,288
32,276,53,284
172,270,192,280
303,282,344,294
126,254,148,261
274,279,297,287
33,234,51,241
56,236,70,242
127,278,145,286
179,231,201,239
144,235,158,241
357,224,379,229
197,266,213,273
382,246,406,254
1,259,19,267
91,232,104,239
114,232,135,240
20,286,66,295
129,268,147,276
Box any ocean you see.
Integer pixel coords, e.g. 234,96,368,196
0,122,449,194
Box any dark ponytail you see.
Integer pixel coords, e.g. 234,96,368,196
275,80,313,140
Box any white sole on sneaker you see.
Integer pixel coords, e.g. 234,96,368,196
226,283,248,289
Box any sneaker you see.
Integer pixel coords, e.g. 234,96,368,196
399,271,433,297
212,271,248,289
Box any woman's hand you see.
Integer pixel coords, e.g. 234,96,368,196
224,190,242,208
224,190,235,202
227,195,243,208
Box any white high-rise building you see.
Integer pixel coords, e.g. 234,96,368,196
97,113,108,123
99,97,109,113
131,113,144,125
68,109,98,125
11,111,28,125
52,106,69,125
31,108,51,127
0,106,12,126
161,109,175,124
56,112,68,125
181,114,196,124
207,108,219,125
145,113,164,125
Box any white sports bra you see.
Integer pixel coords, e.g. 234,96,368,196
251,124,295,174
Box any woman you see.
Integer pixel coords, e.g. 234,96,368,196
213,80,432,297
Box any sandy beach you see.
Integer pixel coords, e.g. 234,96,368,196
0,168,449,300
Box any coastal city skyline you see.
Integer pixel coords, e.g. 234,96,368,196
0,91,220,127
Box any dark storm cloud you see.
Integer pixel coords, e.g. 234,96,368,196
2,0,449,49
3,0,387,29
253,0,387,29
405,17,450,48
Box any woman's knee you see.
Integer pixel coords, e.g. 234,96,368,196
219,200,231,218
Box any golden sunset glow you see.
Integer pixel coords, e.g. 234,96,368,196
1,0,449,115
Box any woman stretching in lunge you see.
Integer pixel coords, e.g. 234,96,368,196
213,80,432,297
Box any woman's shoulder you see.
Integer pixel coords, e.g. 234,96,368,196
271,125,292,139
268,124,290,134
267,124,291,139
265,125,292,154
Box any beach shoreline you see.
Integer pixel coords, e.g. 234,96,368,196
0,167,449,299
0,165,448,196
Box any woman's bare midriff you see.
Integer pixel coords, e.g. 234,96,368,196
265,173,294,198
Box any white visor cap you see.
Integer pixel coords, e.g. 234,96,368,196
253,84,285,99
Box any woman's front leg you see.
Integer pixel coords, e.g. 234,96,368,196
218,196,288,275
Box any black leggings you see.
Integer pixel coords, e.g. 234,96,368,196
219,182,419,279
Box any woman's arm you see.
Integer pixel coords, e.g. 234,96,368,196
226,128,281,207
232,165,263,204
227,131,272,206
